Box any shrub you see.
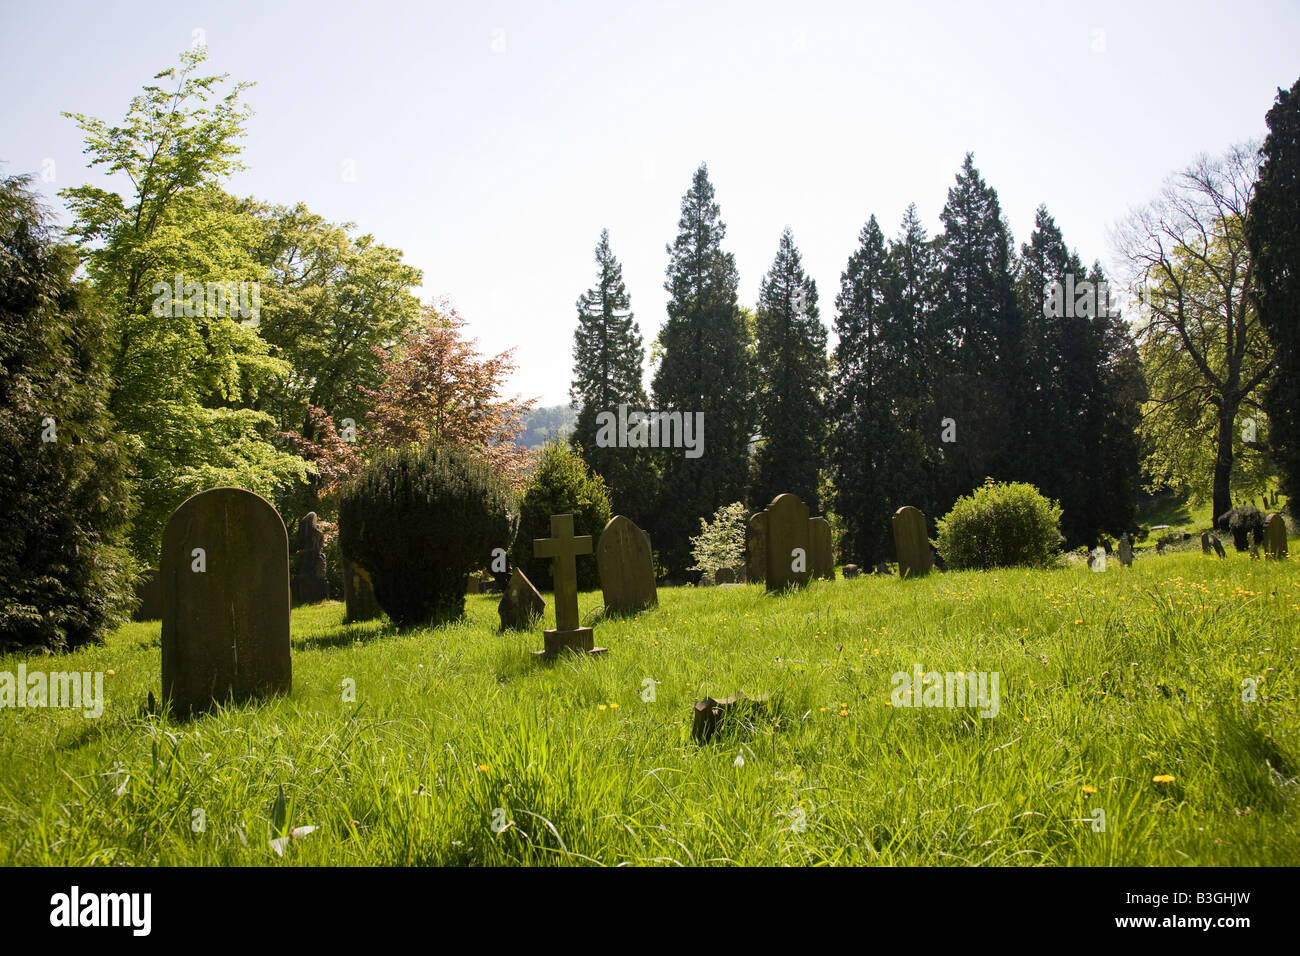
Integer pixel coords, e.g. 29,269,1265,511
511,442,611,591
0,174,135,651
689,501,747,584
936,481,1063,570
1217,505,1265,552
339,443,514,626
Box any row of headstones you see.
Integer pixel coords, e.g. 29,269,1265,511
1199,515,1288,559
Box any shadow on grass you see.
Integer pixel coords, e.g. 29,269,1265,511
293,619,397,651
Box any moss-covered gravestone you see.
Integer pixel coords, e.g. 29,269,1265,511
891,506,932,578
764,494,811,593
596,515,657,614
498,567,544,630
809,516,835,580
746,511,768,584
161,488,291,718
1265,513,1288,560
343,556,381,622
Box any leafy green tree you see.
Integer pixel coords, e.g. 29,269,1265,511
752,228,827,512
1118,144,1270,517
651,164,753,574
1246,77,1300,514
0,173,134,650
511,442,611,591
569,229,655,521
61,49,309,561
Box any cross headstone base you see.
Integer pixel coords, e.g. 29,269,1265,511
533,626,607,658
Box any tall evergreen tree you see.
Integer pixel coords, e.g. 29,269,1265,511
752,228,828,512
933,154,1025,509
652,164,753,574
569,229,654,521
1246,77,1300,514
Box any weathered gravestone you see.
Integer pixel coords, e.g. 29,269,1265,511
294,512,328,605
891,506,933,578
1264,513,1288,560
843,564,860,579
1210,534,1227,558
746,511,768,584
1118,534,1134,567
132,568,161,621
161,488,291,718
1201,532,1212,554
809,516,835,581
342,556,380,623
498,567,544,630
596,515,658,614
533,514,605,656
764,494,811,592
466,572,482,595
714,567,735,585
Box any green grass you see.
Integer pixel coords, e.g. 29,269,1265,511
2,551,1298,866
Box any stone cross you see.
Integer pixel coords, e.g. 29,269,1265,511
533,514,604,656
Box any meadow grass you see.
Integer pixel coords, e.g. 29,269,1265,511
1,551,1297,866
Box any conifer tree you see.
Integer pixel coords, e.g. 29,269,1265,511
569,229,654,521
752,228,828,512
651,164,753,575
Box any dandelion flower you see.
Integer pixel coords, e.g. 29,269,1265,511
609,702,619,710
598,704,607,711
1153,774,1176,784
477,764,489,772
1082,785,1097,796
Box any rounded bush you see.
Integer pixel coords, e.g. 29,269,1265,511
511,442,611,591
339,443,515,626
935,481,1063,570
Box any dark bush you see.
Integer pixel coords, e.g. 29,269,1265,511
1217,505,1265,552
0,174,134,651
339,443,514,626
511,442,611,591
936,481,1063,570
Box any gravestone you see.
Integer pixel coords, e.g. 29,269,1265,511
1117,534,1133,567
1264,513,1288,560
1156,540,1166,555
342,557,380,622
714,567,735,585
498,567,544,630
596,515,658,614
843,564,860,579
808,517,835,581
1210,534,1226,558
746,511,768,584
875,561,892,575
161,488,291,718
132,568,161,621
294,512,328,605
533,514,604,656
764,494,811,592
891,506,932,578
1201,532,1212,554
467,572,482,595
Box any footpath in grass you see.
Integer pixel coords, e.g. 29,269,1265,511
0,551,1296,866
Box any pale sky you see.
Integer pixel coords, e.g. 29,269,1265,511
2,0,1296,405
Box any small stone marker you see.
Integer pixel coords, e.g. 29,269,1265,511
498,567,544,630
809,516,835,580
1118,534,1133,567
764,493,811,592
1201,532,1212,554
342,557,380,622
294,512,328,605
714,566,735,585
891,506,932,578
533,514,604,656
466,572,482,595
1264,513,1288,560
161,487,291,718
596,515,658,614
746,511,768,584
692,692,770,743
843,564,860,579
1156,540,1166,555
1210,534,1227,558
132,568,161,621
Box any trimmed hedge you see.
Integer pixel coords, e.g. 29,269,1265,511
936,481,1063,570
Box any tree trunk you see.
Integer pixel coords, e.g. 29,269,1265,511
1213,407,1235,524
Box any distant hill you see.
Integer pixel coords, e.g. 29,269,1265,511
517,404,577,449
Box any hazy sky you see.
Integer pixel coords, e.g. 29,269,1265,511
2,0,1296,405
